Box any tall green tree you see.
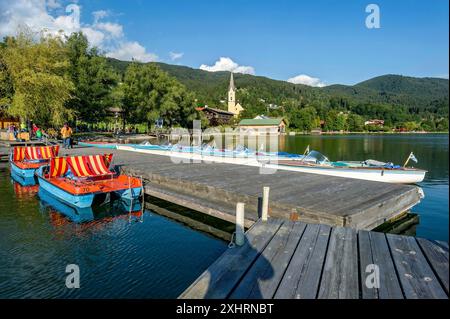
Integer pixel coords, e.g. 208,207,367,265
289,106,318,132
121,62,197,128
65,32,118,123
1,31,74,126
347,113,364,131
0,39,14,113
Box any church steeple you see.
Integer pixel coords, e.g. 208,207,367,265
229,72,236,91
227,71,243,116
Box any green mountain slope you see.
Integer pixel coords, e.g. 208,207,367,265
106,58,449,123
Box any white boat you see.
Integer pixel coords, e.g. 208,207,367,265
114,144,426,184
274,151,426,184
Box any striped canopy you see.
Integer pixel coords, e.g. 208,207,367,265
49,157,69,177
13,147,26,162
49,154,113,178
13,146,60,161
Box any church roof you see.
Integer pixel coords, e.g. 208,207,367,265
229,72,236,91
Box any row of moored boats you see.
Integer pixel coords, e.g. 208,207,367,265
10,145,143,214
78,141,427,184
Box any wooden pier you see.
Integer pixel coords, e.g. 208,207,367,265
180,218,449,299
64,147,423,230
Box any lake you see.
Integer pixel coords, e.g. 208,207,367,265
0,168,226,298
0,133,447,298
277,133,448,241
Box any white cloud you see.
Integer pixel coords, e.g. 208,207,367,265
0,0,156,62
199,57,255,75
46,0,62,10
287,74,326,87
92,10,109,23
169,51,184,61
80,27,105,47
95,22,123,38
107,41,158,62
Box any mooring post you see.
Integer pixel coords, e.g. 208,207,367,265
235,202,245,246
262,186,270,222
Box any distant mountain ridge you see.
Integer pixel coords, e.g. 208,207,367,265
106,58,449,116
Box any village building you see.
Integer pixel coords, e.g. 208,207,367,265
238,118,287,134
364,119,385,127
195,106,234,126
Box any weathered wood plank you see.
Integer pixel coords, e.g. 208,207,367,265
387,234,447,299
229,222,306,299
318,226,359,299
274,223,331,299
417,238,449,294
179,219,283,299
359,231,403,299
358,230,377,299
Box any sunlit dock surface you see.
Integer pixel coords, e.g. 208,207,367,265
180,218,449,299
64,146,423,230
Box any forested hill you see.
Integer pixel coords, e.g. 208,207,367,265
107,58,448,109
106,57,449,130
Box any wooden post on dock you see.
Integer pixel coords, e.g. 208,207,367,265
235,203,245,246
262,187,270,222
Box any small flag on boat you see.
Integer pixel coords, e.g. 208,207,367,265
409,152,418,163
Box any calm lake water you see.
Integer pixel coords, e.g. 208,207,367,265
0,133,447,298
0,168,226,298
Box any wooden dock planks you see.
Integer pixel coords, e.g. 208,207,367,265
178,219,283,299
387,234,448,298
274,224,331,299
180,219,449,299
318,226,359,299
416,238,449,293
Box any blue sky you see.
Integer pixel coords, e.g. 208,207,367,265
1,0,448,85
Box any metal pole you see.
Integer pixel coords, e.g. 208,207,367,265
235,202,245,246
403,152,412,167
262,186,270,221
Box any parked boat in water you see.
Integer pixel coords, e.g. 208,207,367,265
78,141,118,149
36,154,142,209
10,145,60,181
274,150,427,184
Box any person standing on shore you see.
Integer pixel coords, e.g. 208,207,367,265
61,123,73,149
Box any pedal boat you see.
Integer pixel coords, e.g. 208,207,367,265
36,154,142,209
10,145,59,180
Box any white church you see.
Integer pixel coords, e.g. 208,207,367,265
227,72,244,117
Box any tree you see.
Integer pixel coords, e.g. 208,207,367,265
347,113,364,131
1,31,74,127
65,32,118,123
403,121,420,131
0,40,14,112
324,109,338,131
289,106,317,132
121,62,197,129
335,113,347,131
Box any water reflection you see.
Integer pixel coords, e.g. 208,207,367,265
11,171,38,187
38,188,143,224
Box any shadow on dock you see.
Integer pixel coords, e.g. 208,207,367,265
203,235,274,299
